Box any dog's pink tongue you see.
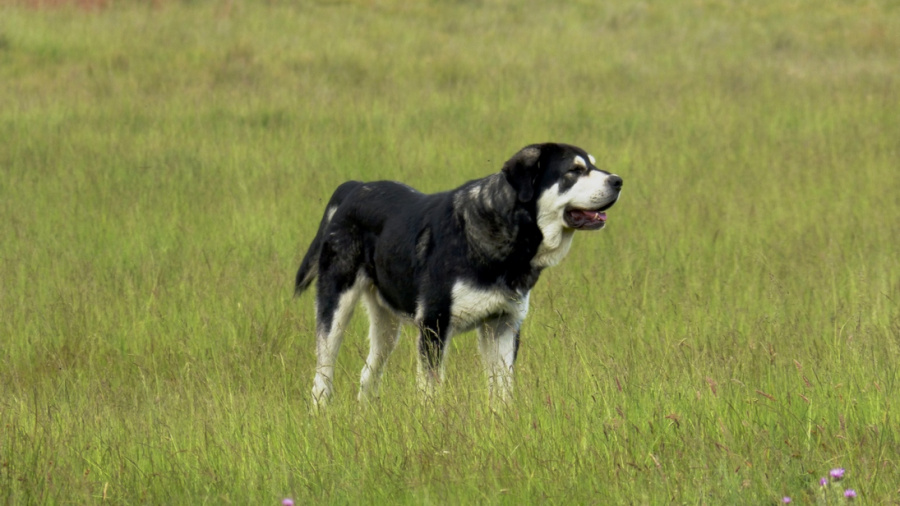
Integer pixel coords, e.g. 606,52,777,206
574,210,606,222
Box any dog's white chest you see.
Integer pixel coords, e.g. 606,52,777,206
449,280,529,332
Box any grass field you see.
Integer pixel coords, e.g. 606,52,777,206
2,0,899,503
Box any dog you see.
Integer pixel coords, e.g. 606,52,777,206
294,143,623,406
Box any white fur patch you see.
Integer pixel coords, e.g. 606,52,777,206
573,155,588,168
325,206,338,224
414,298,426,324
588,153,596,165
449,281,529,333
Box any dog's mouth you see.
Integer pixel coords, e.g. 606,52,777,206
564,209,607,230
564,202,616,230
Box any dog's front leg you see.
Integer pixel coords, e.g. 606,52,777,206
478,315,520,406
415,322,450,400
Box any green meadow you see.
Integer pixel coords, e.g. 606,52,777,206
1,0,899,503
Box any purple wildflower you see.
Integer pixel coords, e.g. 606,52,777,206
844,489,857,499
829,468,846,480
782,497,791,503
819,477,828,487
282,499,295,506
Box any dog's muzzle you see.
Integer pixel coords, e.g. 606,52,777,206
564,175,623,230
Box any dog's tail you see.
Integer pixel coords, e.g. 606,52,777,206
294,181,364,296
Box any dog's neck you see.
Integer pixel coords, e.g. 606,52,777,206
531,189,576,268
454,175,516,261
531,226,575,268
454,174,544,272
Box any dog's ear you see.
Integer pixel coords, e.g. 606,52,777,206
502,145,542,203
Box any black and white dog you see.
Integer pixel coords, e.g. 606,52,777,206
295,143,622,406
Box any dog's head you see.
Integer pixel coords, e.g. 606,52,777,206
503,143,623,231
501,143,623,268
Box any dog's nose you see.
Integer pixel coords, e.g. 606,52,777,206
607,175,623,191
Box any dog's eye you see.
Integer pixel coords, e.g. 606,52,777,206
570,166,586,174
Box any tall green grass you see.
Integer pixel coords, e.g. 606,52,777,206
1,0,898,503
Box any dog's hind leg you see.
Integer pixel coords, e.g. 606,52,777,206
358,290,401,403
311,272,363,408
